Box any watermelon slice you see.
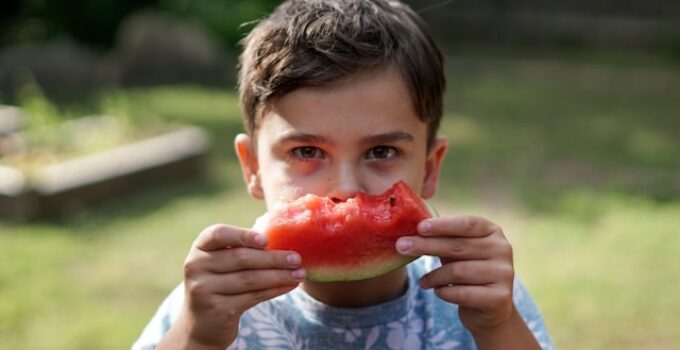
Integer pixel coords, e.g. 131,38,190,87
255,181,432,282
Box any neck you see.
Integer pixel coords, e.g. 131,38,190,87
301,267,408,308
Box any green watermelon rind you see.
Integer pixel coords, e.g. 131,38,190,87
308,202,438,282
308,255,417,282
259,183,440,283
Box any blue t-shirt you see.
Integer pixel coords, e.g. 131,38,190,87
132,257,555,349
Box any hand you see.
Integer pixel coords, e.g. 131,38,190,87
161,224,305,349
395,215,515,333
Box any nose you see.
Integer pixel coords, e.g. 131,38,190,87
327,161,363,202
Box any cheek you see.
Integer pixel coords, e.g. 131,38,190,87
370,159,426,193
364,166,422,194
293,159,327,176
369,175,422,194
260,162,328,205
261,176,302,209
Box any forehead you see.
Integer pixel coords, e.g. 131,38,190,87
257,67,427,145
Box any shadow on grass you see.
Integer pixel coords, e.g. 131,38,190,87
24,173,227,230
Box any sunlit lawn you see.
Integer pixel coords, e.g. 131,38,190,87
1,53,679,349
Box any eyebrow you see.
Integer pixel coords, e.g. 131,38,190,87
272,130,414,149
272,132,329,150
360,131,414,145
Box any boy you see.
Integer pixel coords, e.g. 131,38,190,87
133,0,554,349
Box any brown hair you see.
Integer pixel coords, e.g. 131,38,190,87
238,0,445,147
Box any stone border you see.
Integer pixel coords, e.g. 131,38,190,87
0,126,209,220
0,106,24,135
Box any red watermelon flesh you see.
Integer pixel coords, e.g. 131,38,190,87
256,181,432,282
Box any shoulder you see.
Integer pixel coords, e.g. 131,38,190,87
511,279,556,349
131,284,185,350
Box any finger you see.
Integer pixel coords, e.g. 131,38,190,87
396,235,493,259
198,248,302,273
418,215,501,238
434,285,512,311
419,261,514,289
193,224,267,252
232,284,299,311
213,269,306,295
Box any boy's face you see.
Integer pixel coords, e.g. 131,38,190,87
236,67,447,208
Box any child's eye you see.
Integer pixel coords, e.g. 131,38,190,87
291,146,325,160
366,146,398,160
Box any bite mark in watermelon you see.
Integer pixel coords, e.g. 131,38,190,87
255,181,432,282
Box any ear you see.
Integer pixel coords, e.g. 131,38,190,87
234,133,264,200
420,136,448,200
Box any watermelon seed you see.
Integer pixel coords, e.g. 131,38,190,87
389,196,396,207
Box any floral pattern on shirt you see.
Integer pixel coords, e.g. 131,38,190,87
132,257,555,350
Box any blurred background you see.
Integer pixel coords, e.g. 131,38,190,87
1,0,679,349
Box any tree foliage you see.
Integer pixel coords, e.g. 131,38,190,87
0,0,281,49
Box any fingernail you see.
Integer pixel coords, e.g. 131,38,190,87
292,268,306,280
396,238,413,253
254,233,267,246
418,221,432,234
287,253,301,266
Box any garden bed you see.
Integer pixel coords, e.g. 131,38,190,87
0,108,209,220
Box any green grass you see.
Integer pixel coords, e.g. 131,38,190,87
516,193,680,349
1,53,679,349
